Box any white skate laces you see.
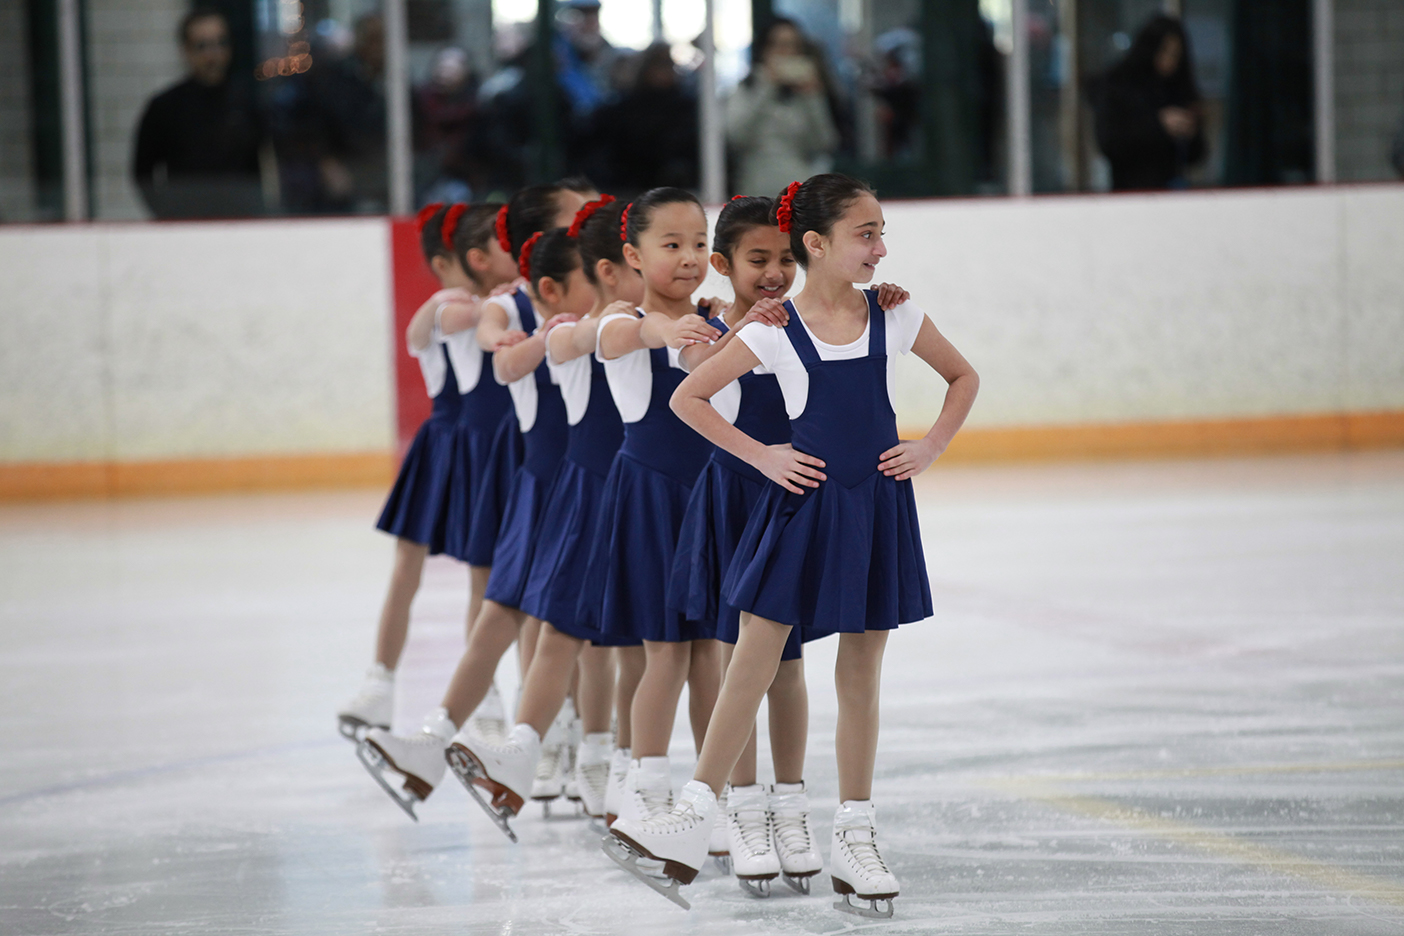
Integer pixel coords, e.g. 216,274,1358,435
770,781,822,893
727,784,780,897
830,801,898,919
625,756,674,821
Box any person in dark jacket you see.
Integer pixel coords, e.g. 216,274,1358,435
132,8,267,218
1090,15,1206,191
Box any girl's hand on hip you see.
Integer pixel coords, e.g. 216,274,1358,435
757,443,827,494
878,437,942,481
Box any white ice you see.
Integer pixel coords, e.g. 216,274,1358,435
2,453,1402,934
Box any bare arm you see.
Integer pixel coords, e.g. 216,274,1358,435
406,287,477,351
494,312,581,383
877,316,979,480
671,338,827,495
678,302,787,371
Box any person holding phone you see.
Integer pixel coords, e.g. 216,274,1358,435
726,18,839,198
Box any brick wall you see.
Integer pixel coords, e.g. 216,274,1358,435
87,0,187,220
1335,0,1404,181
0,3,35,222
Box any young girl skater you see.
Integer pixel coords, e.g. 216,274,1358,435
451,196,643,822
356,187,589,823
337,203,489,740
668,196,910,896
609,175,978,916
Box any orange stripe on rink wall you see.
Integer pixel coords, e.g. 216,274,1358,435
928,410,1404,463
0,453,395,501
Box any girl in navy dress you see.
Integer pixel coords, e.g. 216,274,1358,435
609,175,978,917
356,190,592,824
337,203,489,741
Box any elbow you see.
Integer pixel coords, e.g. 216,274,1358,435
963,369,981,400
668,386,691,422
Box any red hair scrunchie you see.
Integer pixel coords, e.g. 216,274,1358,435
494,205,512,253
518,231,543,281
619,202,632,242
440,203,468,252
730,194,746,201
415,202,444,235
567,193,616,238
776,181,801,233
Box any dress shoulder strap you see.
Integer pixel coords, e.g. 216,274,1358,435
780,300,822,368
863,289,887,358
513,287,537,333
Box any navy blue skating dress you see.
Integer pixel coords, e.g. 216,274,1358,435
668,317,804,661
519,340,626,641
442,322,513,564
722,292,933,636
483,293,570,610
376,342,461,553
462,290,530,568
578,312,716,644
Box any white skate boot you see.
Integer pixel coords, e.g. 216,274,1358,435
564,711,584,806
531,707,572,815
771,781,823,894
337,663,393,741
575,732,612,819
618,756,673,823
445,723,540,842
727,783,780,897
464,681,507,746
356,707,453,821
605,780,719,910
708,784,731,873
603,747,630,826
829,800,899,919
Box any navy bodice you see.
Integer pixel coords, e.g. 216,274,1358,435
567,356,625,477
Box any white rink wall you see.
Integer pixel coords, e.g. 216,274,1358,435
0,219,394,463
2,185,1402,466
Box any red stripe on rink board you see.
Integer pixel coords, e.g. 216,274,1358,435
389,218,441,459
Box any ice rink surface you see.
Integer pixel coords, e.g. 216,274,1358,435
2,452,1402,935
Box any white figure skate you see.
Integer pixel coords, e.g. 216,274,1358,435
337,663,393,741
604,780,718,910
356,707,453,821
708,784,732,874
770,781,823,894
575,732,612,819
603,747,630,827
726,783,780,897
445,723,540,842
531,707,572,817
563,711,583,807
617,756,673,823
464,680,507,746
829,800,899,919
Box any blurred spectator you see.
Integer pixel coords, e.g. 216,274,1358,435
132,7,267,218
726,17,839,197
555,0,624,119
587,43,698,194
1089,15,1206,191
872,28,920,161
414,47,479,204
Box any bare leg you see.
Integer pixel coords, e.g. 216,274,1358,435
438,600,525,726
686,639,722,756
466,565,490,643
517,617,542,682
374,539,429,669
630,640,693,758
614,645,645,749
834,630,888,802
693,613,790,794
767,658,808,785
578,644,616,735
515,623,585,738
721,642,760,787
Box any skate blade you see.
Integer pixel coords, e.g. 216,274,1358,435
710,854,732,875
832,893,895,919
738,876,775,899
601,835,691,910
355,740,420,822
782,872,816,895
445,747,520,843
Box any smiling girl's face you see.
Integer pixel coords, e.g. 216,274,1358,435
806,191,886,283
715,224,795,310
630,201,709,303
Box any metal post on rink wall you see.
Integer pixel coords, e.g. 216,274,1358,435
1313,0,1335,184
384,0,413,216
699,0,725,205
57,0,88,221
1007,0,1032,197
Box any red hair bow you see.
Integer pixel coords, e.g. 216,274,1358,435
415,202,444,235
440,203,468,251
518,231,544,281
494,205,512,253
619,202,632,242
776,181,801,233
567,193,616,238
730,194,746,201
